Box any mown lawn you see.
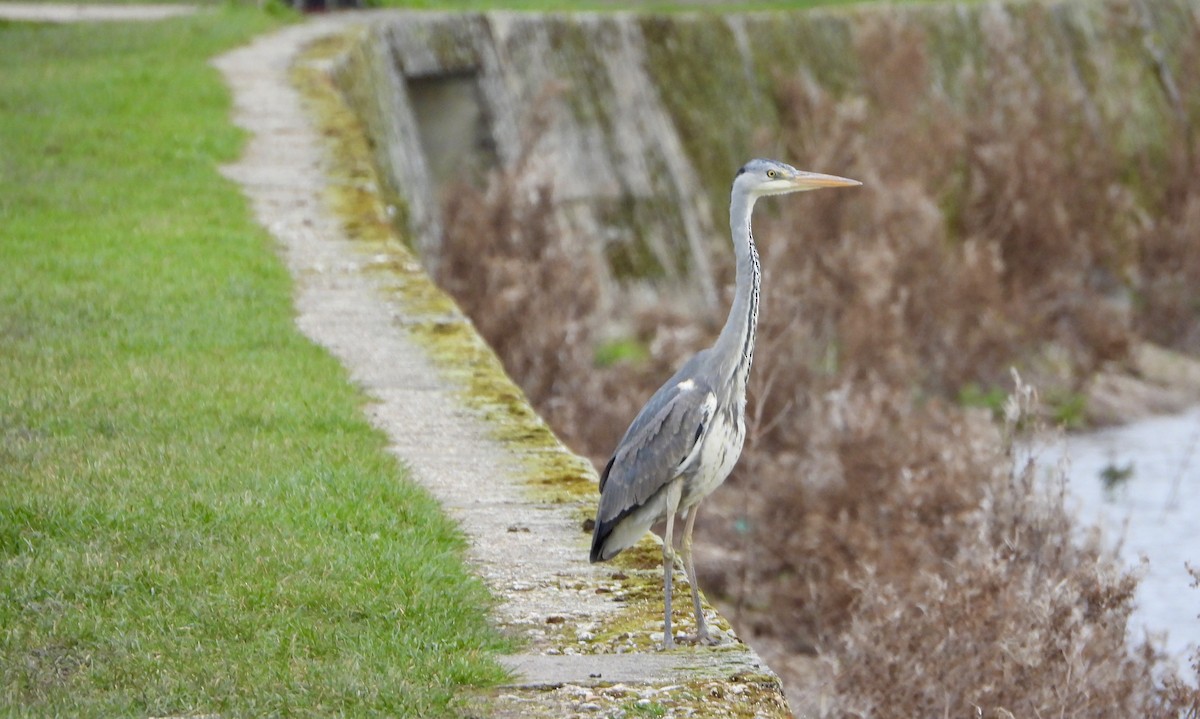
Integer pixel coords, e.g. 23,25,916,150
7,0,881,10
0,9,510,717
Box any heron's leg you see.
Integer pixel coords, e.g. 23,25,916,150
662,508,676,650
661,479,683,650
680,505,716,645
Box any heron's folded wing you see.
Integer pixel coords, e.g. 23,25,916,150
596,382,716,525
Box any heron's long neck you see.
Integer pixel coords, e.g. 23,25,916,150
713,191,760,401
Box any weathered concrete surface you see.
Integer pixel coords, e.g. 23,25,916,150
0,2,197,22
331,11,722,317
213,14,794,718
1087,343,1200,425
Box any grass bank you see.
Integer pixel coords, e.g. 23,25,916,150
0,9,509,717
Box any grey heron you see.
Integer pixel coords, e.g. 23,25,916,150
589,158,860,649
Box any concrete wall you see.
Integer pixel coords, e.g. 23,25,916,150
333,0,1199,332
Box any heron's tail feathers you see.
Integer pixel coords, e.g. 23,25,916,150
590,510,651,563
589,517,616,563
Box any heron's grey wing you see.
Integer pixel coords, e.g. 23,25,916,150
590,378,715,561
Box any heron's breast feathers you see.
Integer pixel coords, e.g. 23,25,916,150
674,391,717,477
681,405,746,507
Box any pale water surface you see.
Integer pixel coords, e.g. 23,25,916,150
1041,407,1200,664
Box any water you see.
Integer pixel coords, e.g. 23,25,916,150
1040,407,1200,664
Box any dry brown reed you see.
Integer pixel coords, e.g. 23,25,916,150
433,103,685,459
430,10,1200,718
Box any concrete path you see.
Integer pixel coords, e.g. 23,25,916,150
204,13,793,718
0,2,197,22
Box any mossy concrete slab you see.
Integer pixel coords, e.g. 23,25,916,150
214,13,792,718
502,649,777,686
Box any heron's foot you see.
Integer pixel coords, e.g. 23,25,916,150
677,631,721,647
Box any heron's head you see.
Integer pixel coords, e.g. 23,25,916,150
734,158,861,199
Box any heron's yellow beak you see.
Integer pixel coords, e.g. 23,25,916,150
756,168,862,197
789,170,862,190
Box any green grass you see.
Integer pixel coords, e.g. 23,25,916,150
593,337,650,368
0,9,510,717
7,0,880,11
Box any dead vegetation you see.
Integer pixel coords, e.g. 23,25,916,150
432,9,1200,719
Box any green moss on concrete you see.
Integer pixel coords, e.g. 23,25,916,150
426,15,485,72
487,673,789,719
293,32,409,255
601,197,671,280
294,31,601,520
325,26,415,245
918,4,987,106
639,14,759,228
638,9,862,232
610,536,669,572
536,16,698,281
545,17,618,135
743,11,860,97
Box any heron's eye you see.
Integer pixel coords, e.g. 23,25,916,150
766,169,777,179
